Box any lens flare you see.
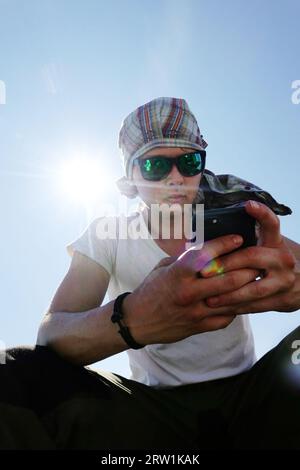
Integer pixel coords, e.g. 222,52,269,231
57,158,110,204
202,258,224,276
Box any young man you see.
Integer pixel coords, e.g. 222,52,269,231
1,97,300,450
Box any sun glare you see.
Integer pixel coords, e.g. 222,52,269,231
58,158,108,204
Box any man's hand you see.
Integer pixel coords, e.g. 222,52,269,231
203,200,300,314
123,234,259,346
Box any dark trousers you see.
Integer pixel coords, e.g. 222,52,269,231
0,325,300,450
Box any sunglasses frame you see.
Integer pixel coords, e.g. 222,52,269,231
136,151,206,181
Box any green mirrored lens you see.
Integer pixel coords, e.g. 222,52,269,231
178,153,203,175
141,157,171,180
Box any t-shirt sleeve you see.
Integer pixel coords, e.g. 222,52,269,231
66,216,118,276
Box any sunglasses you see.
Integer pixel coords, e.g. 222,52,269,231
136,151,206,181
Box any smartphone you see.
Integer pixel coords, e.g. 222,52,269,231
192,202,257,249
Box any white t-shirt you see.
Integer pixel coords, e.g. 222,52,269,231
66,210,257,389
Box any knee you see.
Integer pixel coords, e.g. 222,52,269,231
4,345,60,364
4,346,36,363
4,345,78,373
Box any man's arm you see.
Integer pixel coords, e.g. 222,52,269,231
37,234,258,366
37,302,131,366
37,251,131,365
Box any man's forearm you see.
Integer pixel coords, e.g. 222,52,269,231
36,300,132,366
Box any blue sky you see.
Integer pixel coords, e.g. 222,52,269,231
0,0,299,377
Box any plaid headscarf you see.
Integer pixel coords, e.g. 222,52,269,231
118,97,208,182
115,98,292,217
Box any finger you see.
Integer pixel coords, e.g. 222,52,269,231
175,234,244,276
244,200,282,248
196,314,237,332
204,246,283,276
188,298,247,320
187,268,260,301
232,291,297,314
215,245,295,277
206,275,284,308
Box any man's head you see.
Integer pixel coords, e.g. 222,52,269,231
116,97,208,205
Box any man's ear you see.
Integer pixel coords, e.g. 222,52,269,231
116,176,138,199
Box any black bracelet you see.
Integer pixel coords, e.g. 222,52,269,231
111,292,144,350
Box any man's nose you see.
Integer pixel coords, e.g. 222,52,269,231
166,163,184,184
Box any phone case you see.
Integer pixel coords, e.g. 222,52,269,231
191,204,257,249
